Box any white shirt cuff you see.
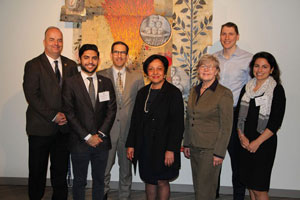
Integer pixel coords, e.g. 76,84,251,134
84,134,92,141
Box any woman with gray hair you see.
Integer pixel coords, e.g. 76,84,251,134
183,54,233,199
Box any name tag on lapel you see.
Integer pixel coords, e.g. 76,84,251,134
255,96,268,107
99,91,110,102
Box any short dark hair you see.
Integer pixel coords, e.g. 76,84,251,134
143,54,169,75
111,41,129,55
221,22,239,35
249,51,281,84
79,44,99,58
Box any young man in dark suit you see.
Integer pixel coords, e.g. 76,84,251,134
63,44,117,200
23,26,78,200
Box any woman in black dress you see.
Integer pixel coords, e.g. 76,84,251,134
126,55,184,200
237,52,286,200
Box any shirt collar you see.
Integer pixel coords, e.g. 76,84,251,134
195,79,218,94
219,45,242,59
81,71,97,80
112,66,126,76
45,53,61,65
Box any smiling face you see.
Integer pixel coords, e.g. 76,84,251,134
220,26,239,51
80,50,99,76
253,58,274,83
111,44,128,70
198,60,218,83
147,59,166,89
43,28,63,59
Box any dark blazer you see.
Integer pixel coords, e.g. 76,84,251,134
126,81,184,173
62,73,117,153
23,53,78,136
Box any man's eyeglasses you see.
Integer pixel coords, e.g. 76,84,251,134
112,51,127,56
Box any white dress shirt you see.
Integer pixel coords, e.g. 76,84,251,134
46,54,63,78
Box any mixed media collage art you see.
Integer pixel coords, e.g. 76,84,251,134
61,0,213,99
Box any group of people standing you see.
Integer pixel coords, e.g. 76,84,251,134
182,22,286,200
23,22,285,200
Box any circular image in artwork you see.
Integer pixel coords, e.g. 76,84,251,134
140,15,171,47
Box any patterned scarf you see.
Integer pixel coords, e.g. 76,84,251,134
237,76,277,134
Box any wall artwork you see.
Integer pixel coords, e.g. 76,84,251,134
60,0,213,99
140,15,172,47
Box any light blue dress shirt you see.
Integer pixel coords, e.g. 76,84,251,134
214,46,253,107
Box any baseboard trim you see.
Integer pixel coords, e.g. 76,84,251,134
0,177,299,198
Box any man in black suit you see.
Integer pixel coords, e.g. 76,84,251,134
63,44,117,200
23,26,78,200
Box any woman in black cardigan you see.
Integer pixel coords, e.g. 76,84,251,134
126,55,184,200
237,52,286,200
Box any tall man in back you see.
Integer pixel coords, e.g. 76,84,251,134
63,44,117,200
98,41,144,200
23,26,78,200
214,22,253,200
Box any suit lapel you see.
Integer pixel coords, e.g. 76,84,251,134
61,56,70,80
122,68,133,102
94,74,105,112
76,73,95,111
40,53,60,88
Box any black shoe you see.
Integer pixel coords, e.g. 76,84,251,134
103,193,107,200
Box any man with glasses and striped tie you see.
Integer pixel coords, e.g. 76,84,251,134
98,41,144,200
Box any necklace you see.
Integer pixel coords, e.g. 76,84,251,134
144,85,152,113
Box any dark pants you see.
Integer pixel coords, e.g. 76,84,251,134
28,132,69,200
71,147,108,200
217,109,245,200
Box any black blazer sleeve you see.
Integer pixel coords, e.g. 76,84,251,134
266,84,286,134
23,59,57,121
62,76,89,139
166,88,184,152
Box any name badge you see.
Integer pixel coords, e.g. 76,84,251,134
98,91,110,102
255,96,268,107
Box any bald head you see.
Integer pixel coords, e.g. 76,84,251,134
44,26,62,39
43,26,63,59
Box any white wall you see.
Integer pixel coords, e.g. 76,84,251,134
0,0,299,191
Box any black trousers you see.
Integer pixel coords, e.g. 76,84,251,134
217,109,245,200
71,148,108,200
28,132,69,200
